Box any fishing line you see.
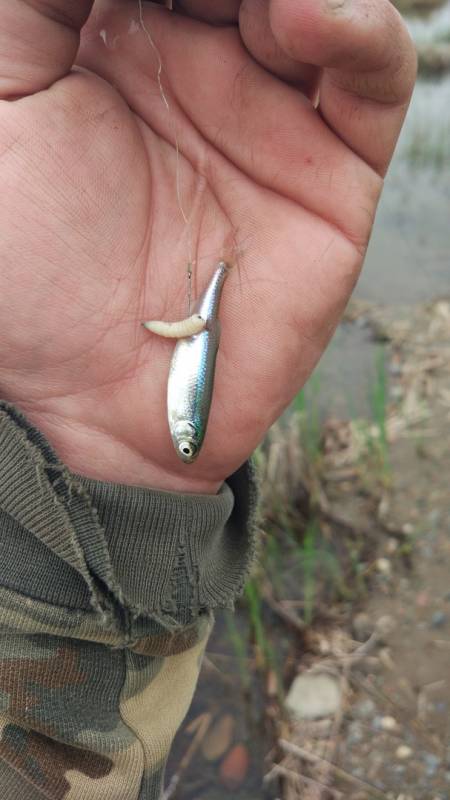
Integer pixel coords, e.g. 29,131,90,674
137,0,194,312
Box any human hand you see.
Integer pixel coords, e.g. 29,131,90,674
0,0,416,493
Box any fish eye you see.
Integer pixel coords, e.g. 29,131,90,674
179,441,197,459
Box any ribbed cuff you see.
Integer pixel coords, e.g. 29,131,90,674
0,402,259,631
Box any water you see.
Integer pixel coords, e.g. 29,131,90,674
357,73,450,305
312,323,382,419
319,34,450,419
405,0,450,42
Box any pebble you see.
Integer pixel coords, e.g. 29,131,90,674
219,743,249,789
423,752,441,776
416,591,429,608
285,672,342,720
402,523,414,535
388,362,402,377
376,615,396,637
352,612,374,642
431,610,448,629
389,385,403,401
376,557,392,576
347,721,364,745
396,745,413,760
351,766,365,779
386,537,398,554
353,698,376,720
380,715,398,732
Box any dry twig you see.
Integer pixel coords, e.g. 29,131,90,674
279,739,390,800
265,762,344,799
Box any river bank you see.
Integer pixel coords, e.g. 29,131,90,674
165,296,450,800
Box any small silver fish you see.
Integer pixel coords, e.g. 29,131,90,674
167,261,229,463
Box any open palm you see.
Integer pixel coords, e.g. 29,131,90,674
0,0,415,492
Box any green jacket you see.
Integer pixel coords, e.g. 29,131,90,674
0,402,258,799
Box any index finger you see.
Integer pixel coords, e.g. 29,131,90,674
0,0,94,99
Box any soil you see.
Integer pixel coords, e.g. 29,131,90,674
329,301,450,800
165,300,450,800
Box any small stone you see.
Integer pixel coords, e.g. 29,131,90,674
380,715,398,732
423,752,441,775
347,721,364,745
396,745,413,760
389,363,402,377
219,743,249,789
431,610,448,629
402,523,414,535
351,767,365,779
352,612,373,642
416,591,429,608
389,385,403,401
286,672,342,720
353,698,376,720
376,615,396,637
386,538,398,554
376,558,391,576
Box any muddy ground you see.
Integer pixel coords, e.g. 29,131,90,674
164,300,449,800
273,300,450,800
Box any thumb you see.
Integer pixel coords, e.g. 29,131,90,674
0,1,94,99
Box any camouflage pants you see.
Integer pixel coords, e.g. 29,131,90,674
0,403,257,799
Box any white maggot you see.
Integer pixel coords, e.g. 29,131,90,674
142,313,206,339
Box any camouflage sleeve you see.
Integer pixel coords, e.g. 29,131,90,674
0,402,258,800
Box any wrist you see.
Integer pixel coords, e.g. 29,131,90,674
20,408,222,495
